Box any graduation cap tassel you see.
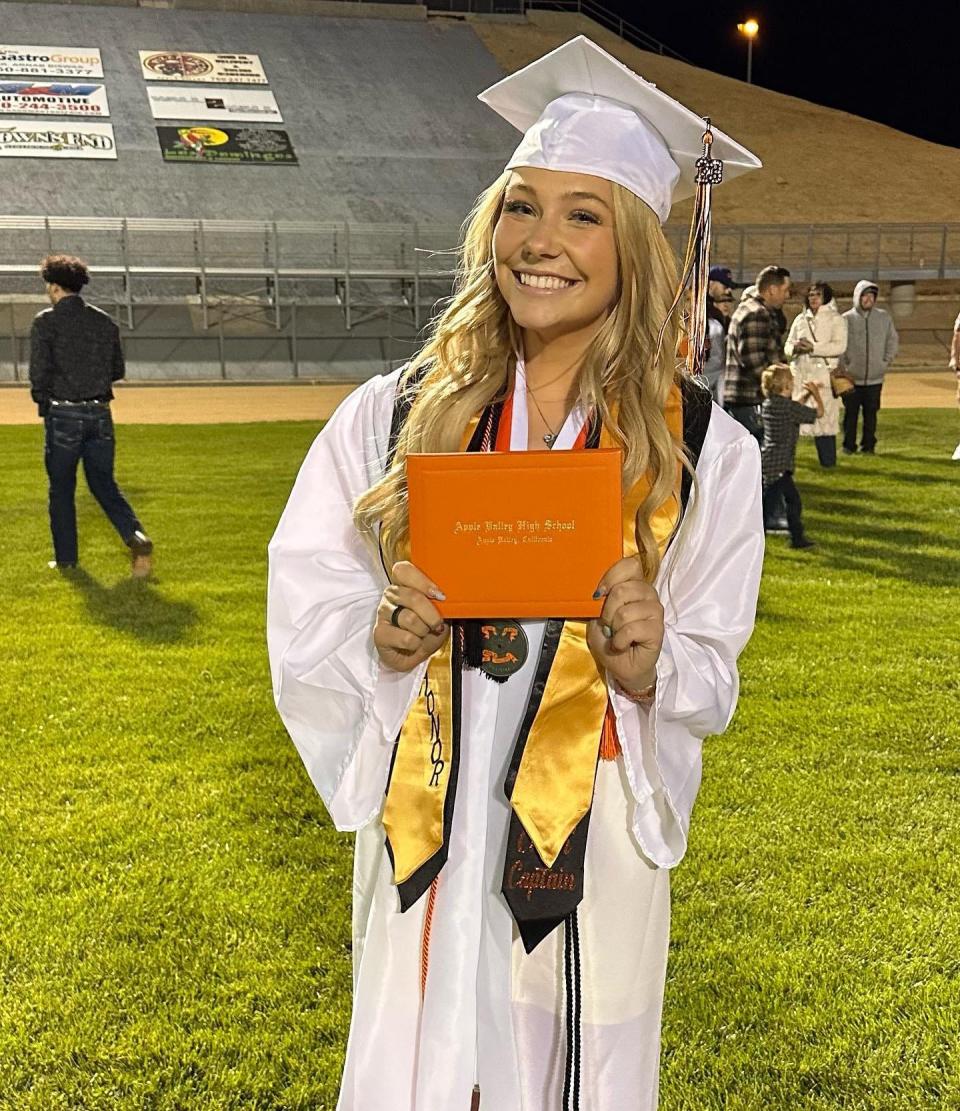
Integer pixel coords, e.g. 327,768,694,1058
654,119,724,382
684,120,723,386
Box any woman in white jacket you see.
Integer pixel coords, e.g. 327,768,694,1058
785,281,848,467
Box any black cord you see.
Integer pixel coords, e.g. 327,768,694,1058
571,910,582,1111
563,917,574,1109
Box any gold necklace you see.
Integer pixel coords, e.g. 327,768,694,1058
526,384,562,446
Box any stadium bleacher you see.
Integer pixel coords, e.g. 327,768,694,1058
0,2,515,223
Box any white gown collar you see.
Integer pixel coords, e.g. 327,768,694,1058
512,350,588,452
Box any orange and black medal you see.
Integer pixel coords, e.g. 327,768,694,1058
479,620,528,679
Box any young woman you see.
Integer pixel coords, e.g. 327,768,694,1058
268,37,764,1111
784,281,849,467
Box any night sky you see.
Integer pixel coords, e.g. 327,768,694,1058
612,2,958,151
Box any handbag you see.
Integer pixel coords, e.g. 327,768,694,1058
804,314,854,397
830,368,855,397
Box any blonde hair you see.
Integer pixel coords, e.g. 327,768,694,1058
761,363,793,397
354,172,685,580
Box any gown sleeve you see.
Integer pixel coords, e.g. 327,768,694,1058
608,413,764,867
267,373,425,831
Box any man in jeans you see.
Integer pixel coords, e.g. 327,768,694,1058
29,254,153,576
723,265,792,441
840,280,899,454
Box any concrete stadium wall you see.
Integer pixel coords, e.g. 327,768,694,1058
0,2,516,223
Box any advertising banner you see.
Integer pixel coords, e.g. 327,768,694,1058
0,120,117,159
147,86,280,123
156,126,296,164
0,45,103,79
0,82,110,117
139,51,267,85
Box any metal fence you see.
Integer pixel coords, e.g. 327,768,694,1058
421,0,689,60
521,0,689,60
4,213,957,382
2,216,957,332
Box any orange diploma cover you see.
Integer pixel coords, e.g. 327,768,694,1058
407,448,623,619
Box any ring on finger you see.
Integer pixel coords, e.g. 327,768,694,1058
390,604,407,628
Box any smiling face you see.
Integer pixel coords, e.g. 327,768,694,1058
492,167,619,344
860,289,877,310
806,287,823,313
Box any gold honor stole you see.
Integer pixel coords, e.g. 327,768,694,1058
383,386,684,949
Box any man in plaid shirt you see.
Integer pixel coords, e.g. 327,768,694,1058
724,265,792,440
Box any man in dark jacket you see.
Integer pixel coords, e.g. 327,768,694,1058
723,265,792,440
29,254,153,575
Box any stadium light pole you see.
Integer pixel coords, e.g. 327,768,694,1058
737,19,759,85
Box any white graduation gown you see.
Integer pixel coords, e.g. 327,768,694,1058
267,370,764,1111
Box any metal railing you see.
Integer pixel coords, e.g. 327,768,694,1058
423,0,689,59
712,223,960,285
2,216,958,333
521,0,689,61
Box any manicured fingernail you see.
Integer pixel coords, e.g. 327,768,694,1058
428,588,446,601
602,624,613,639
592,587,606,600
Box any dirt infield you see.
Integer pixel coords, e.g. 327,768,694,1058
0,373,956,426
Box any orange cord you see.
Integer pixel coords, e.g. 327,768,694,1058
419,876,439,1002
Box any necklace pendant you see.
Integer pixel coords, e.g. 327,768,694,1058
543,432,556,446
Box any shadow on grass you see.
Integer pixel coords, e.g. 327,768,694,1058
65,568,198,645
764,479,960,591
789,518,960,589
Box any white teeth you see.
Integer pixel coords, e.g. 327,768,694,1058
517,272,576,290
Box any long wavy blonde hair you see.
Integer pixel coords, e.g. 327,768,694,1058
354,171,685,579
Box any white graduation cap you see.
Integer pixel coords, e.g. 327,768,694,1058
478,36,761,224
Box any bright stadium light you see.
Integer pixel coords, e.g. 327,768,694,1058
737,19,759,85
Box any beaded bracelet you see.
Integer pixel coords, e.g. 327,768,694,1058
614,679,656,705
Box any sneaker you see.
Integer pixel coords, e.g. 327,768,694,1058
125,530,154,579
842,446,856,455
126,530,153,556
791,538,816,550
859,447,875,454
47,559,77,571
765,526,791,536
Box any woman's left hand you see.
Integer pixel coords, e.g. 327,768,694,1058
587,556,664,695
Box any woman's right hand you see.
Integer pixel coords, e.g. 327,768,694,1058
374,561,450,673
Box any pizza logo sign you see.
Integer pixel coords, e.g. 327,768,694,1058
144,53,214,79
175,126,228,156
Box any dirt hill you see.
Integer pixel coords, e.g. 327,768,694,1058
469,12,960,227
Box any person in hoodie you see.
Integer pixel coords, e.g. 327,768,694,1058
785,281,848,467
840,281,898,454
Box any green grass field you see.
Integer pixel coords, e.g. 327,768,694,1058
0,411,957,1110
